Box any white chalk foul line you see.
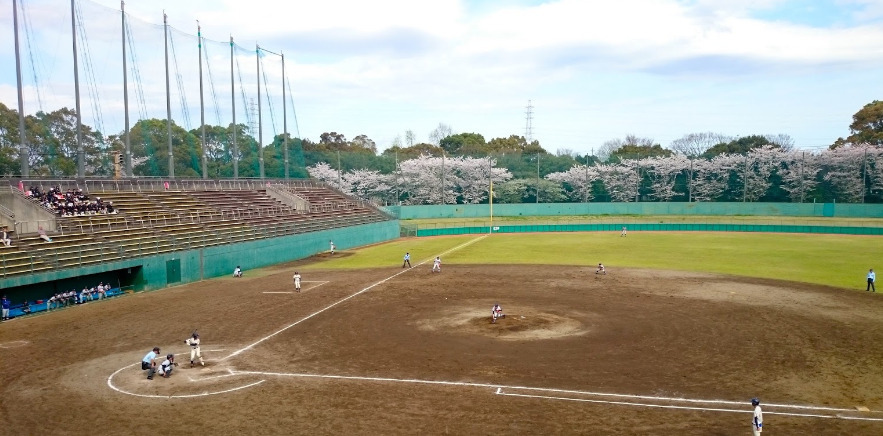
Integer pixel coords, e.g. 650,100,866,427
495,391,876,420
228,369,883,421
106,362,265,399
221,235,488,361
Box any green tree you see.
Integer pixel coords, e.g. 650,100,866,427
439,132,486,155
831,100,883,148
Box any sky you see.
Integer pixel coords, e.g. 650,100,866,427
2,0,883,155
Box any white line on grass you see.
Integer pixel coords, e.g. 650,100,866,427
221,235,488,361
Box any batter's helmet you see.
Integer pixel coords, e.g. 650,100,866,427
751,398,760,406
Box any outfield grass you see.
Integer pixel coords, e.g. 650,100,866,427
308,232,883,291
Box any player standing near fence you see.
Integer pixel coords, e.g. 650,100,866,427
185,331,204,367
329,240,335,255
621,226,627,237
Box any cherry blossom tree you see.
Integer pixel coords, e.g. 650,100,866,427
822,145,868,203
596,161,640,202
692,154,740,202
639,155,690,201
344,169,394,203
779,150,821,202
739,145,784,202
545,164,599,202
307,162,349,193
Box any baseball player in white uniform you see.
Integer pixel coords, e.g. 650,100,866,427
329,240,335,254
184,332,204,367
751,398,763,435
432,257,441,273
491,304,504,323
157,354,178,377
293,272,302,292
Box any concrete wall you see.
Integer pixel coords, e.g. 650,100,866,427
0,220,399,298
0,190,57,234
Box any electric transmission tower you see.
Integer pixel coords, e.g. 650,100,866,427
524,100,534,143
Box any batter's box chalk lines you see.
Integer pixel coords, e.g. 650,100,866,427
106,362,266,399
221,235,489,361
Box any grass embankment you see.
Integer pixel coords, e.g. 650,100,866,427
309,232,882,291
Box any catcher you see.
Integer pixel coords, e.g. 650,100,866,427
184,331,205,367
157,354,178,378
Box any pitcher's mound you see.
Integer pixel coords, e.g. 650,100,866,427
417,307,587,341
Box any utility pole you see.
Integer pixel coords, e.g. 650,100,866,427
256,44,264,179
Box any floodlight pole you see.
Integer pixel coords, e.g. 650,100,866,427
256,44,264,179
282,52,289,180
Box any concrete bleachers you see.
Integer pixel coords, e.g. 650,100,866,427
2,180,394,278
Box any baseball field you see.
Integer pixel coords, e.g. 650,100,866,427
1,231,882,435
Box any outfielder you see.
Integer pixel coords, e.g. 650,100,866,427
184,332,205,367
432,256,441,273
293,272,302,292
751,398,763,435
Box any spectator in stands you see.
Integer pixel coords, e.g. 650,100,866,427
1,227,11,247
37,226,52,243
233,266,243,278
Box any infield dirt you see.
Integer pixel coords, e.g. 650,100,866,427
1,260,882,435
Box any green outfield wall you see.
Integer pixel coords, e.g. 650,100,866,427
385,202,883,219
0,220,398,300
414,223,883,237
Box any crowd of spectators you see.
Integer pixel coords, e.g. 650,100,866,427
47,282,111,311
25,186,116,217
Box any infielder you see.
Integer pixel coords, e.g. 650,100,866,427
596,263,606,275
867,268,876,292
432,256,441,273
402,252,411,268
141,346,160,380
751,398,763,435
293,272,302,292
491,303,504,323
184,332,205,367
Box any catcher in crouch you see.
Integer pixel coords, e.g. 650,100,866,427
157,354,178,378
491,303,505,323
184,332,205,367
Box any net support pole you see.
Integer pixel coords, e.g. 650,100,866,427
121,1,131,177
13,0,28,176
71,0,85,178
231,36,237,179
164,13,174,178
198,22,207,179
256,44,264,179
282,52,289,180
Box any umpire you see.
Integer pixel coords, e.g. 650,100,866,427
142,347,160,380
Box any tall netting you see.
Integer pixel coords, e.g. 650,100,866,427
1,0,301,179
